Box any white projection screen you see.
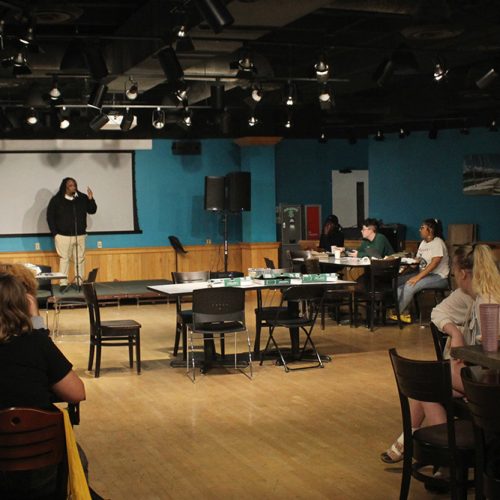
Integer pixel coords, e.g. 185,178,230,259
0,151,140,236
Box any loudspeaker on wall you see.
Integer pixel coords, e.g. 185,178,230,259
226,171,251,212
204,176,225,211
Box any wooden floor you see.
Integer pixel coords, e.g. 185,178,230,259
52,295,469,500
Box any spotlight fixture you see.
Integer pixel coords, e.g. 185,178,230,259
49,79,61,101
89,113,109,131
238,53,254,73
489,120,498,132
251,85,263,103
398,127,410,139
58,107,70,129
318,130,327,144
158,47,184,82
19,25,35,46
285,82,295,106
181,108,192,128
374,129,384,141
174,81,188,103
26,107,38,126
192,0,234,34
87,84,107,110
285,119,291,129
175,25,195,52
433,59,448,82
375,59,394,87
314,56,329,82
248,115,258,127
2,51,31,75
476,68,498,89
318,85,333,110
152,107,165,129
120,108,135,131
125,77,138,100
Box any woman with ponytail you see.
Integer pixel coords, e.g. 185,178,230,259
381,244,499,464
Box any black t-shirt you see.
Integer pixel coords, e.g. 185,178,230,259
0,330,72,410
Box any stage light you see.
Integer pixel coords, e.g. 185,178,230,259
399,127,410,139
19,25,35,46
248,115,258,127
315,57,329,82
285,82,295,106
433,61,448,82
49,79,61,100
489,120,498,132
175,25,195,52
374,129,384,141
26,107,38,125
152,107,166,129
120,108,135,131
87,84,107,110
89,113,109,131
193,0,234,34
58,107,70,129
319,131,327,144
125,77,138,100
251,85,263,102
318,85,333,110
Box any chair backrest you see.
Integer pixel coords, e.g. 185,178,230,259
304,258,321,274
430,321,448,361
192,287,245,326
35,264,53,293
289,249,312,273
86,268,99,283
264,257,275,269
368,258,401,293
209,271,244,279
168,235,188,254
82,282,101,335
0,407,65,471
172,271,210,284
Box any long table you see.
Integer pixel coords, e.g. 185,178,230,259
450,344,500,369
148,279,355,368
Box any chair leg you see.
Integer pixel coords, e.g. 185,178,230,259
181,324,188,361
321,302,326,330
173,322,181,356
254,322,262,356
128,338,134,368
348,294,353,327
220,334,225,358
88,342,95,371
95,345,102,378
135,333,141,374
399,452,412,500
370,299,375,331
246,332,253,379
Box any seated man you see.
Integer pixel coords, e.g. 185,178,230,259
347,218,394,258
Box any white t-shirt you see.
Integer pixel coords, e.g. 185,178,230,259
416,237,449,278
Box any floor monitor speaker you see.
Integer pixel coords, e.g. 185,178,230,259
204,176,225,211
226,172,251,212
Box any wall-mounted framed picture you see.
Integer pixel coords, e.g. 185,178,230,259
463,154,500,196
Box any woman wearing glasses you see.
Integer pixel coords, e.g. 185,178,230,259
393,218,449,324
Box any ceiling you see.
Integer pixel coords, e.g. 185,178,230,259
1,0,500,140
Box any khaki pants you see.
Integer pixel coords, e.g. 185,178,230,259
54,234,86,285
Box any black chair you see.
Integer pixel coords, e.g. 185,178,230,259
0,407,67,499
253,269,292,356
288,249,312,273
304,258,353,328
461,366,500,500
168,235,188,273
264,257,275,269
260,285,325,372
389,348,475,500
354,258,402,331
171,271,210,360
209,271,244,279
188,287,251,381
35,264,53,309
82,282,141,378
413,270,452,325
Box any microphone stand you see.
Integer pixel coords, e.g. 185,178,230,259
62,196,83,293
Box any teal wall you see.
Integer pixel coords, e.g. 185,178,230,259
1,130,499,254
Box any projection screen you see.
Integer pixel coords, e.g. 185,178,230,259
0,151,140,236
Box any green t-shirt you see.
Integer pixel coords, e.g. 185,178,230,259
357,233,394,258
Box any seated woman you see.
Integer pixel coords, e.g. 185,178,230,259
347,218,394,258
0,273,86,496
318,214,344,251
393,218,449,324
381,244,500,464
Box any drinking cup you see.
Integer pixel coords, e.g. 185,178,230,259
479,303,500,353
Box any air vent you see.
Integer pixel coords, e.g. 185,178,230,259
33,5,83,24
401,24,463,41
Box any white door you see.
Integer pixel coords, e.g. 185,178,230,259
332,170,369,228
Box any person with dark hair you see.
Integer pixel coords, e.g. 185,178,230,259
392,218,449,324
347,218,394,258
47,177,97,288
318,214,344,251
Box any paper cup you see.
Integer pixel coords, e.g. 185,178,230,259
334,250,341,259
479,303,500,353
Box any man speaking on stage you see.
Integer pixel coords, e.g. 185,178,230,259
47,177,97,289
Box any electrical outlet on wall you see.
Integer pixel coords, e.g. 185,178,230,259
97,241,103,248
35,242,41,251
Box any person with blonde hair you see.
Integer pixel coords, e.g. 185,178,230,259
381,244,500,464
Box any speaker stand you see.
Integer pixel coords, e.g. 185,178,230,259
222,211,228,272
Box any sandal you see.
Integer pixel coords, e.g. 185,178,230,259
380,440,404,463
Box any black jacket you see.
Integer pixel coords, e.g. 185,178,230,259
46,192,97,236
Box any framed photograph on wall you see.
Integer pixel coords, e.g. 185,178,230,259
463,154,500,195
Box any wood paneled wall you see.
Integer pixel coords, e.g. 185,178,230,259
0,242,280,282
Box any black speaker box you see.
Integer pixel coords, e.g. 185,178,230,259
225,171,251,212
204,176,225,211
379,223,406,252
172,141,201,155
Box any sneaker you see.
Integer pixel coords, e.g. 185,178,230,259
389,313,412,324
380,440,404,463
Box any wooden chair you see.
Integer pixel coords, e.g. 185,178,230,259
354,258,402,331
0,407,67,499
389,348,475,500
188,287,251,381
82,282,141,378
461,366,500,500
260,285,325,372
171,271,210,360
